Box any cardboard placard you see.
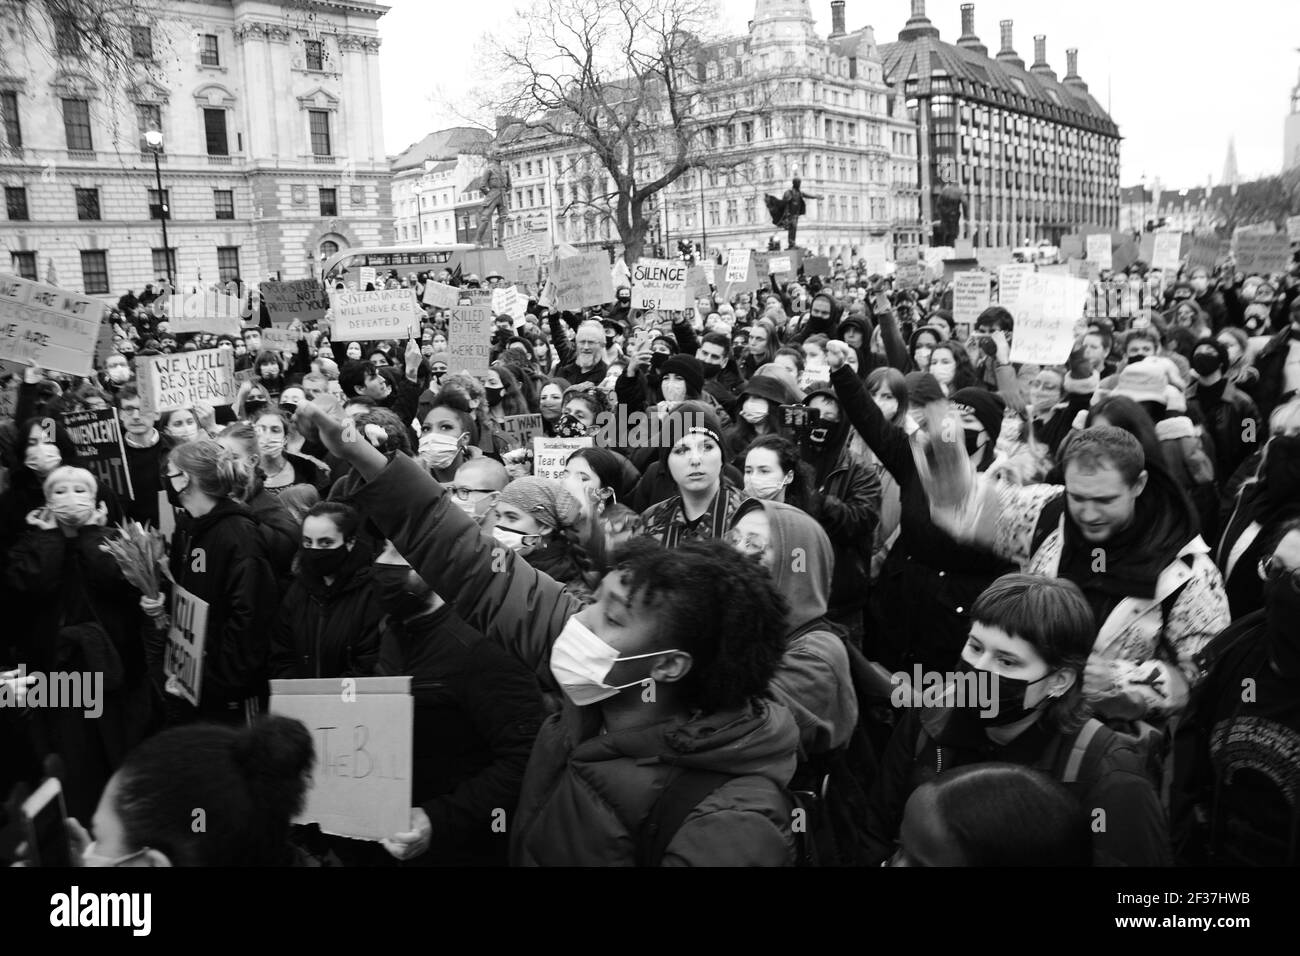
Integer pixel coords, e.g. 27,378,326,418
768,255,793,277
359,267,378,290
996,264,1036,314
550,253,615,310
631,258,688,311
942,258,980,282
0,274,104,376
93,320,115,368
803,255,831,276
503,231,540,261
500,413,543,452
1233,233,1292,276
686,265,712,300
164,584,208,706
134,348,236,415
492,286,526,320
260,327,302,351
329,289,420,342
952,272,992,328
171,291,242,335
269,677,413,842
447,305,493,378
1008,273,1090,367
894,263,925,290
1085,234,1113,271
421,282,461,309
61,407,133,499
260,279,329,325
1151,232,1185,273
532,436,593,481
1187,236,1226,274
725,250,752,284
1059,234,1085,261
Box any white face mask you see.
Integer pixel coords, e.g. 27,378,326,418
740,398,769,425
930,359,954,386
25,444,62,475
107,365,131,383
548,615,680,707
744,472,791,500
419,431,464,471
490,524,542,554
49,490,96,526
661,379,687,404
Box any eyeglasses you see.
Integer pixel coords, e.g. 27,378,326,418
1259,556,1300,592
448,486,497,501
725,530,769,554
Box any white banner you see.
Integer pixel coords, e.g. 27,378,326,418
952,272,992,328
1008,273,1091,367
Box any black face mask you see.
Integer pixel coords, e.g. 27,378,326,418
279,402,298,417
805,418,846,451
964,429,985,457
954,658,1054,727
301,545,350,579
372,565,432,620
700,362,721,379
650,352,670,372
1191,353,1223,377
245,399,268,417
165,476,186,510
485,387,504,406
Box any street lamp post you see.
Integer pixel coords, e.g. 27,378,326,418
698,171,707,262
144,130,173,290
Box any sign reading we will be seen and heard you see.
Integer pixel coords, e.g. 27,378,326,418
134,348,236,416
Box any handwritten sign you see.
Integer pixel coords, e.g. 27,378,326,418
492,286,525,321
532,436,593,481
725,250,752,284
1085,234,1113,271
171,290,242,335
164,584,209,706
803,255,831,277
631,258,688,311
359,266,378,290
952,272,992,328
447,305,493,378
61,408,133,499
420,282,457,310
1009,273,1090,367
861,238,889,275
500,413,543,451
768,255,793,277
1151,232,1184,273
259,327,302,352
550,253,615,311
0,275,104,375
503,231,540,261
1187,236,1226,274
330,288,419,342
997,264,1036,314
894,263,925,290
261,279,329,325
686,265,712,300
1234,233,1292,276
135,348,236,415
270,677,412,841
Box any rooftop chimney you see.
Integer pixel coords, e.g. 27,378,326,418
996,19,1023,69
899,0,940,41
1062,47,1089,92
1030,34,1056,81
830,1,846,38
956,3,987,55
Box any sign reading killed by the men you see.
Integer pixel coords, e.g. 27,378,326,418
952,272,992,328
631,258,688,311
549,253,615,311
165,584,209,706
260,279,329,325
0,274,104,376
62,408,133,499
447,305,493,378
500,414,543,451
1233,233,1293,276
135,348,236,416
1009,273,1090,367
330,288,419,342
270,677,412,841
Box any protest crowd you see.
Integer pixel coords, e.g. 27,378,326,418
2,233,1299,869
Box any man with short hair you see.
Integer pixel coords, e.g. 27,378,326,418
553,318,609,386
448,457,508,524
695,332,744,415
115,384,164,526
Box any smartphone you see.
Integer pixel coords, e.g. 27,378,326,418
780,404,822,429
22,777,72,867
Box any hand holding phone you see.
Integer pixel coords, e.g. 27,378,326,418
21,778,72,867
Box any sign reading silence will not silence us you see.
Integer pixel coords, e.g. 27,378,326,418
631,258,688,311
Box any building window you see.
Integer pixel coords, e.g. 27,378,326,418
725,199,737,225
319,187,337,217
203,108,228,156
136,103,161,151
148,187,170,219
708,201,720,227
151,247,177,277
75,187,100,220
214,189,234,220
216,246,240,283
763,117,773,139
1,90,22,148
80,250,109,295
131,26,153,59
5,186,28,220
200,34,220,67
62,98,93,151
54,16,82,55
305,39,324,71
10,251,36,279
308,110,331,156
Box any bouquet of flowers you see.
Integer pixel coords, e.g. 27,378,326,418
99,520,170,600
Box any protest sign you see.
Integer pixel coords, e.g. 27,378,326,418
260,279,329,325
1009,273,1090,367
260,327,302,352
1187,236,1226,274
1069,258,1098,281
0,275,104,376
1086,234,1113,271
164,584,209,706
923,247,954,278
976,247,1013,270
93,320,115,368
1288,215,1300,244
861,238,889,275
997,264,1036,314
751,252,770,283
803,255,831,277
942,258,980,282
359,267,378,290
550,253,615,310
686,265,712,300
631,258,688,311
270,677,413,842
1234,233,1292,275
725,250,752,284
894,264,925,290
896,245,920,266
503,231,540,261
768,255,793,277
533,436,593,481
954,238,975,259
171,290,242,335
500,414,544,451
952,272,992,328
329,288,419,342
1111,238,1140,274
1059,234,1084,261
447,305,493,377
702,262,716,287
61,408,133,499
134,348,236,415
1151,232,1184,272
492,286,526,320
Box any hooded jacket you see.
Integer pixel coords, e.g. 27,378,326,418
730,500,858,754
788,292,844,346
269,545,383,680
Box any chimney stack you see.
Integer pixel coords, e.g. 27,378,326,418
996,20,1024,69
1030,34,1056,80
956,3,987,55
830,1,846,38
899,0,940,41
1062,47,1088,92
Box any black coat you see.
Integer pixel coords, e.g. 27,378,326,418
1243,327,1300,420
269,549,382,680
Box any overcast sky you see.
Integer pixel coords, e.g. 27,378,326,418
378,0,1300,188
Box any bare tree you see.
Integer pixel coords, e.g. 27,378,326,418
482,0,771,264
0,0,163,89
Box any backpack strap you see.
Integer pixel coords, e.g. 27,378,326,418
1061,718,1106,784
636,767,735,867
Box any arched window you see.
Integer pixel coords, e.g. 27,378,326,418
320,239,339,258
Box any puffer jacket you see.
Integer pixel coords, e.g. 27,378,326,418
269,546,382,680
